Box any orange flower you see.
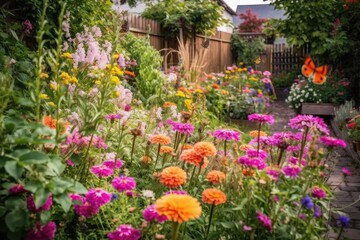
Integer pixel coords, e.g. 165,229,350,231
163,101,177,108
124,70,135,77
242,168,256,176
193,142,217,157
142,155,151,164
202,188,226,205
212,83,220,89
160,166,187,188
150,134,171,145
160,146,174,154
155,194,201,223
182,144,193,150
249,130,267,138
180,149,203,165
43,115,68,134
239,144,254,151
201,157,209,169
207,170,226,184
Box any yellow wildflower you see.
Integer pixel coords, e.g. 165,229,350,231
257,89,263,94
40,73,49,79
249,77,257,81
111,76,121,85
195,88,203,94
184,99,193,111
49,82,58,91
225,70,230,74
112,53,119,59
60,72,71,85
40,94,49,100
112,91,120,98
112,67,123,76
61,52,72,59
106,64,112,69
240,62,244,65
175,91,186,98
95,80,101,85
48,102,56,107
69,77,78,84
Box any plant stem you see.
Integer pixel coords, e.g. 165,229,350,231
187,165,197,190
336,227,344,240
130,135,137,166
298,127,309,165
172,222,181,240
257,122,262,154
153,144,161,171
205,203,215,239
224,140,227,157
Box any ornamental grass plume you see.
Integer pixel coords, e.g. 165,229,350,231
207,170,226,184
107,224,141,240
155,194,202,240
25,221,56,240
160,166,187,188
193,141,217,157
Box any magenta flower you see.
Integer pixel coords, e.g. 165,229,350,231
171,122,195,135
85,188,112,207
256,212,272,232
243,225,252,231
112,176,136,192
312,186,327,199
93,136,108,149
248,113,274,125
107,224,141,240
105,113,122,120
103,159,123,169
288,156,306,166
237,156,267,170
213,128,241,141
70,194,100,218
90,164,114,178
263,71,271,77
319,136,346,148
27,193,53,213
289,115,329,135
266,168,280,181
246,149,268,159
262,77,271,84
25,221,56,240
9,184,25,194
282,164,302,178
342,167,351,176
143,204,167,223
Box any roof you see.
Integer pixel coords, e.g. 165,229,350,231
233,4,285,26
217,0,237,16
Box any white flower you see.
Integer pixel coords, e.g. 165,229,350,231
141,190,155,200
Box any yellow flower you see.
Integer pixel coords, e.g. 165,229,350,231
112,91,120,98
111,76,121,85
61,52,72,59
257,89,263,94
112,67,123,76
69,77,78,84
49,82,58,91
195,88,203,94
40,94,49,100
240,62,244,65
175,91,186,98
40,73,49,79
184,99,193,111
47,102,56,107
249,77,257,81
225,70,230,74
106,64,112,69
95,80,101,85
112,53,119,59
60,72,71,85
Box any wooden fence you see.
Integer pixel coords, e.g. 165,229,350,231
126,14,233,73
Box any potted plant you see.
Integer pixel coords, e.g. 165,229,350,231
262,19,279,44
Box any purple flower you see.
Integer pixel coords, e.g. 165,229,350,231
143,205,167,223
93,136,108,149
319,136,346,148
22,20,32,35
243,225,252,231
312,186,327,199
246,149,268,159
27,194,53,213
314,205,322,218
342,167,351,176
248,113,274,125
105,114,122,120
107,224,141,240
301,196,314,209
213,128,241,141
288,156,306,166
282,164,302,178
237,156,267,170
171,122,195,135
289,115,329,135
124,104,131,112
256,212,272,232
299,213,307,220
164,190,188,195
338,215,351,228
103,159,123,169
266,168,280,181
9,184,25,194
25,221,56,240
112,176,136,192
85,188,112,207
90,164,114,178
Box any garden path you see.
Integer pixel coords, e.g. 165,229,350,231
268,101,360,240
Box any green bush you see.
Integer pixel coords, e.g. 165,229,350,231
231,35,265,66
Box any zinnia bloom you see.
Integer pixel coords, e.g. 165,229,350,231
171,122,195,135
239,144,254,151
103,159,123,169
256,212,272,232
25,221,56,240
112,176,136,192
70,194,99,218
248,113,274,125
27,194,53,213
319,136,346,148
9,184,25,194
213,129,241,141
179,149,203,165
202,188,226,205
150,134,171,145
160,146,174,154
143,204,167,223
193,141,217,157
85,188,112,207
289,115,329,135
155,194,202,223
107,224,141,240
266,168,280,181
90,164,114,178
249,130,267,138
160,166,187,188
282,164,302,178
312,186,327,199
207,170,226,184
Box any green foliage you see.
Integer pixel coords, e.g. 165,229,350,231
272,67,300,88
231,34,265,66
334,100,359,130
142,0,227,37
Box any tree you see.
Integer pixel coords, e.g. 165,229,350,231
238,9,267,33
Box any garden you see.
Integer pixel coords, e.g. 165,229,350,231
0,0,359,240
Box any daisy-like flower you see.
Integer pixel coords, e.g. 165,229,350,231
160,146,174,154
141,190,155,200
248,113,274,125
90,164,114,178
239,144,254,151
107,224,141,240
266,168,280,181
103,159,123,169
256,212,272,232
150,134,171,145
319,136,346,148
207,170,226,184
112,176,136,192
155,194,202,223
179,149,203,165
160,166,187,188
289,115,329,135
249,130,267,138
312,186,327,199
246,149,268,159
85,188,112,207
143,204,168,223
237,156,267,170
25,221,56,240
193,141,217,157
27,194,53,213
282,164,302,178
170,122,195,135
202,188,226,205
213,128,241,141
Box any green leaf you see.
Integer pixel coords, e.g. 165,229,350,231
39,211,51,223
220,222,235,229
68,182,87,194
19,151,50,164
5,209,28,232
34,188,50,209
0,206,6,217
50,177,74,194
47,157,65,176
5,197,26,209
9,29,19,41
4,161,24,179
25,180,44,193
55,193,72,212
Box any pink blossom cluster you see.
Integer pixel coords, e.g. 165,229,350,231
107,224,141,240
66,131,107,149
282,164,302,178
112,176,136,192
25,221,56,240
143,204,167,223
289,115,329,135
27,194,53,213
90,158,123,178
213,128,241,141
169,121,195,135
9,184,25,194
237,156,267,170
248,113,274,125
319,136,346,148
312,186,327,199
266,168,280,181
256,212,272,232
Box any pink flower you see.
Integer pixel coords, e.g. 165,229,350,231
66,159,75,167
27,194,53,213
289,115,329,135
171,122,195,135
143,204,167,223
262,77,271,83
70,193,100,218
213,128,241,141
237,156,267,170
85,188,112,207
108,224,141,240
112,176,136,192
263,71,271,77
257,212,272,232
105,114,122,120
342,167,351,176
103,159,123,169
319,136,346,148
246,149,268,159
243,225,252,231
282,164,302,178
312,186,327,199
9,184,25,194
248,113,274,125
266,168,280,181
93,136,108,149
25,221,56,240
90,164,114,178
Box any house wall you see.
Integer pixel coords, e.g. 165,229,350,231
217,11,234,34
